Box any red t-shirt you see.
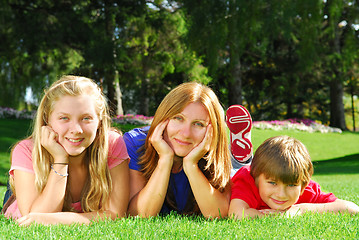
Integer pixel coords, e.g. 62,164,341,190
231,166,337,210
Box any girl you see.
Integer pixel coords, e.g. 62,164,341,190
3,75,129,225
124,82,231,218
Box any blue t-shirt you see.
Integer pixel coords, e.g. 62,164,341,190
124,126,190,214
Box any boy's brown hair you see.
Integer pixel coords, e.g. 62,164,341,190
250,136,313,189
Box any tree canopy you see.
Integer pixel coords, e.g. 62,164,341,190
0,0,358,130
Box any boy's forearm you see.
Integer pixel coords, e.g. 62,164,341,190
292,199,359,214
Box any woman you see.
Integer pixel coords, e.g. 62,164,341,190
124,82,231,218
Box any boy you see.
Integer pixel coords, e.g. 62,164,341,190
229,136,359,219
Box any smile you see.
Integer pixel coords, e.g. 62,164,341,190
174,138,191,145
66,138,83,143
271,198,287,205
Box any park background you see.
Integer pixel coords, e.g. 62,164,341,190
0,0,359,239
1,0,359,131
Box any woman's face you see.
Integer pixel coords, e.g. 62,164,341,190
163,102,210,157
48,94,100,158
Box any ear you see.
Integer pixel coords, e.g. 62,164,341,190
300,182,309,195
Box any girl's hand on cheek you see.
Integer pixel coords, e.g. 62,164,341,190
183,124,213,166
150,120,174,162
17,213,40,227
41,126,68,161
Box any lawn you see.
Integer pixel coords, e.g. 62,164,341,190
0,119,358,239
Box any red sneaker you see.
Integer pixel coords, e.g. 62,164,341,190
226,105,253,163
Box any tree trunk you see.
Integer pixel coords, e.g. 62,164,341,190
228,61,242,105
351,86,356,131
329,77,347,130
115,71,123,116
329,21,347,130
104,0,123,116
227,0,242,106
105,71,117,116
139,78,149,116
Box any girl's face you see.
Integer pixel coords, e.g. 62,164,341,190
163,102,210,157
255,174,303,211
48,94,100,158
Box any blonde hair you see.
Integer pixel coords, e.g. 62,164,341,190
140,82,231,192
11,75,112,212
250,136,313,189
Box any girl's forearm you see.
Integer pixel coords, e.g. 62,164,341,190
17,210,119,226
29,165,68,214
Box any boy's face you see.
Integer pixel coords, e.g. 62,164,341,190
255,174,303,211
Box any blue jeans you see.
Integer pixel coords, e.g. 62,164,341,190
3,181,12,205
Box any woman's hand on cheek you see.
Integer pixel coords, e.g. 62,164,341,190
150,120,174,162
183,124,213,166
41,126,68,161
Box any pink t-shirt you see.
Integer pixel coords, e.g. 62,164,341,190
5,130,129,219
231,166,337,210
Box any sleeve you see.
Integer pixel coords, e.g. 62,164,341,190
230,166,261,209
9,139,35,176
123,127,149,171
107,131,130,170
298,180,338,204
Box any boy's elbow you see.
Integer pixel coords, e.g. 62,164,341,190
334,199,359,214
342,200,359,214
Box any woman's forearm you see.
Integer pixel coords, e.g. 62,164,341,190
128,158,172,217
184,163,230,218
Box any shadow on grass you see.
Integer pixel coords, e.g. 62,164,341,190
313,153,359,175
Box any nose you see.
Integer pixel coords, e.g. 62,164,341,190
276,185,287,199
70,121,83,134
179,123,191,138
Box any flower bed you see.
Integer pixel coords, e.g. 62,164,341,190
0,107,342,133
0,107,36,120
253,119,342,133
112,114,153,125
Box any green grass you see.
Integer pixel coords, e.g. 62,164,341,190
0,119,358,239
0,213,358,239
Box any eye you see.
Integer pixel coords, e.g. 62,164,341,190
268,181,276,185
60,116,69,121
173,115,183,121
83,116,93,121
288,183,299,187
194,121,205,127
